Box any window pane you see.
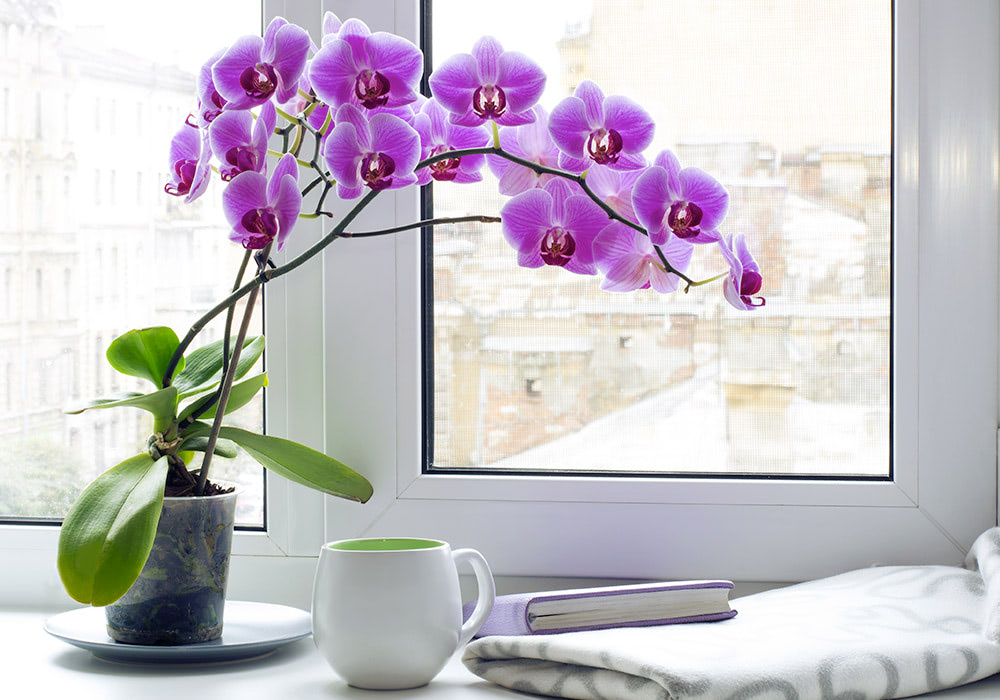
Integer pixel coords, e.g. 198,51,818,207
0,1,265,523
428,0,891,476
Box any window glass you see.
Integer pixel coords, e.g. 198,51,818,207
0,1,265,524
428,0,891,476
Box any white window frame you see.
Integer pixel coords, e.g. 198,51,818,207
320,0,1000,582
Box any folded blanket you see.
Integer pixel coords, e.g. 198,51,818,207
463,528,1000,700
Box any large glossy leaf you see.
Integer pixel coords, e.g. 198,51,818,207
106,327,184,387
57,454,169,606
176,372,268,423
176,436,239,459
174,336,265,397
65,386,178,421
183,422,373,503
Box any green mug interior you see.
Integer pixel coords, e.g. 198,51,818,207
327,538,444,552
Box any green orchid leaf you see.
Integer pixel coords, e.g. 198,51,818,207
176,372,268,423
183,422,372,503
176,436,238,459
57,454,169,606
106,327,184,387
65,386,178,422
174,336,265,397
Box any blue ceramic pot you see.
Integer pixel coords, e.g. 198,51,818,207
105,485,238,645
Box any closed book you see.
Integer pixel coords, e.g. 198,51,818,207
463,580,737,637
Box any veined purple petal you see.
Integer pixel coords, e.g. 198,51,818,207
517,106,553,156
186,131,213,204
369,113,421,180
310,40,358,108
497,164,537,196
543,178,577,224
209,109,253,174
594,221,637,270
493,109,535,127
573,81,605,129
254,100,277,151
496,51,546,114
168,124,201,165
322,11,343,44
213,35,265,111
195,47,227,127
548,96,590,158
222,170,268,231
607,152,648,172
338,184,365,200
563,194,610,242
421,98,451,145
428,53,479,116
271,174,302,250
324,121,364,187
366,32,423,106
268,153,299,202
679,168,729,231
632,166,671,245
601,254,650,292
338,18,373,67
269,23,311,104
557,152,589,174
451,170,483,184
654,150,683,200
473,36,503,83
685,228,722,245
449,121,489,151
603,95,654,154
334,104,372,151
261,17,287,60
501,188,552,256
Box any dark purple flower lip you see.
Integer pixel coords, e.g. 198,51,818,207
586,128,623,165
221,146,261,181
429,145,461,181
164,159,197,196
354,70,391,109
198,89,228,124
739,269,765,306
240,63,279,100
239,208,279,249
361,152,396,190
667,201,704,239
473,85,507,119
540,227,576,267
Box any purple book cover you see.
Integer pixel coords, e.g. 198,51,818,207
463,580,737,638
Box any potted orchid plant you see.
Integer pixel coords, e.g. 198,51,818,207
56,12,764,645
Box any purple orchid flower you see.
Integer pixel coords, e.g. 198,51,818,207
500,179,608,274
593,221,694,293
223,153,301,251
323,103,421,199
548,81,654,172
412,99,489,185
486,106,561,196
428,36,545,127
212,17,310,111
718,233,765,310
586,165,645,224
309,18,423,111
631,150,728,246
164,124,211,203
210,101,276,182
187,48,227,129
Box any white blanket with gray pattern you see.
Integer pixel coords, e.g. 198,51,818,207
462,529,1000,699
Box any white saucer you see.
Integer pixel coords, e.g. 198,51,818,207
44,601,311,664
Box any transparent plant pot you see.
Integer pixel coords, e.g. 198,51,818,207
105,483,238,645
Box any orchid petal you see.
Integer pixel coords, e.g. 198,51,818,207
168,124,201,165
310,40,358,108
209,110,252,163
272,175,302,250
334,104,372,151
654,150,683,200
501,188,552,255
680,168,729,231
338,18,373,67
496,51,546,114
563,195,610,241
369,113,421,175
222,171,268,231
428,53,479,116
548,96,590,158
322,11,343,43
261,17,288,62
324,122,364,188
601,254,648,292
632,166,671,245
544,178,577,222
516,106,552,156
269,23,311,104
472,36,503,83
494,109,536,127
497,164,537,196
573,80,605,129
268,153,299,202
366,32,423,105
603,95,655,154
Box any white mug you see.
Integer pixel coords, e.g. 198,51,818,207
312,537,495,690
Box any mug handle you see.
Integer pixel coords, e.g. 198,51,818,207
452,548,495,646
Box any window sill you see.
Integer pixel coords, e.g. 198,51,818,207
8,606,1000,699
